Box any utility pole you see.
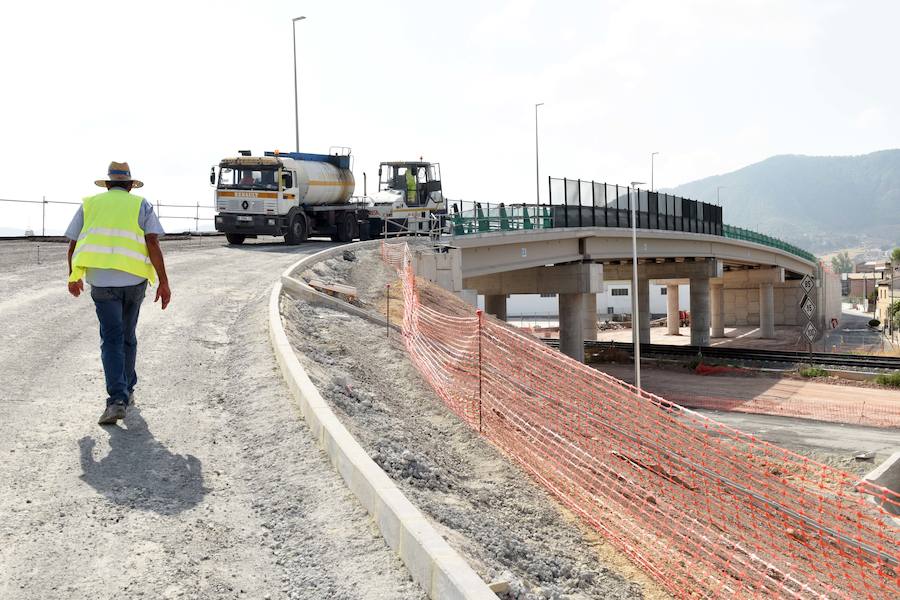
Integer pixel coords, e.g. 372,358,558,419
292,16,307,153
535,103,544,204
630,181,646,391
650,152,659,191
717,185,726,206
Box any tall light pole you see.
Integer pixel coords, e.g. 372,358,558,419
630,181,646,391
292,16,307,153
650,152,659,191
535,103,544,204
716,185,726,205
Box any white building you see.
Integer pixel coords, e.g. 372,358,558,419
478,282,691,320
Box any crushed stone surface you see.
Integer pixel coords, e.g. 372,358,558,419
0,238,424,600
284,247,667,600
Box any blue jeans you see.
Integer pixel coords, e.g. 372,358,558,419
90,282,147,406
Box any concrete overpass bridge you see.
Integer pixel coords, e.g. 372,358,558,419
416,181,834,362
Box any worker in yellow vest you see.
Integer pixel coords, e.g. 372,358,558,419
66,162,172,425
406,167,417,205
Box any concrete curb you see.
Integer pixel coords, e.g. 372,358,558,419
268,242,495,600
860,451,900,522
281,240,401,331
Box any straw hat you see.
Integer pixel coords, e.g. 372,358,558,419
95,161,144,188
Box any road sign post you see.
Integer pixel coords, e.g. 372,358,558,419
799,275,819,359
800,274,815,296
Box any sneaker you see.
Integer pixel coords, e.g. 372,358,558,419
98,403,126,425
127,392,135,407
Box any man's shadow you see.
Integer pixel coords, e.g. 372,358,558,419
78,406,207,515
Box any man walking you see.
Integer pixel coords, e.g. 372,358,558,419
66,162,172,425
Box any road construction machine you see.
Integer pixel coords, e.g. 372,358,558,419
365,160,446,236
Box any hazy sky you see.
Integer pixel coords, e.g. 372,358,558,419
1,0,898,233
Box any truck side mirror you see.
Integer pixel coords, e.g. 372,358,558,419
209,167,216,185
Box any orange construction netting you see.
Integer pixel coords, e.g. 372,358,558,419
382,241,899,599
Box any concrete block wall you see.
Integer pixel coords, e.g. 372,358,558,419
413,247,463,293
724,281,804,326
821,271,842,326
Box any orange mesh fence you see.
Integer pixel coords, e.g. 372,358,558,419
666,388,900,429
384,242,900,599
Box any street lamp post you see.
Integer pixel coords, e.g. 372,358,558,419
717,185,726,205
650,152,659,191
535,103,544,204
292,16,307,153
630,181,646,391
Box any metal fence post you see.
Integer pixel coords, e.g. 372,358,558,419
476,309,483,432
386,284,391,337
603,183,609,227
626,185,631,228
41,196,46,237
591,181,596,227
563,178,569,228
547,176,552,210
577,179,583,228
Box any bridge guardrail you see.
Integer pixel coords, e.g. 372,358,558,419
723,224,817,262
447,177,815,263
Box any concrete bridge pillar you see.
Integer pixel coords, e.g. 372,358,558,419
711,283,725,338
484,294,507,321
583,293,598,341
666,284,680,335
636,278,651,345
759,282,775,339
466,262,602,363
559,293,586,362
690,276,711,346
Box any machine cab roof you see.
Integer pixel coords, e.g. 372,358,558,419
379,161,441,197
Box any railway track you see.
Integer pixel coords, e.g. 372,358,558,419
541,339,900,371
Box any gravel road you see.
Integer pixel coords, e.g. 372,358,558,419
0,238,424,600
284,249,668,600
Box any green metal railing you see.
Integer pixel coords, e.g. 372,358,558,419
450,203,555,235
722,225,816,263
448,201,816,263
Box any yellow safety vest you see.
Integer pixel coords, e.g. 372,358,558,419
69,190,156,284
406,170,416,192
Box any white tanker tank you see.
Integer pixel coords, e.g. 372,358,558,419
213,149,364,245
282,153,355,205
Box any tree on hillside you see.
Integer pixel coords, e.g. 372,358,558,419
892,247,900,264
831,251,853,274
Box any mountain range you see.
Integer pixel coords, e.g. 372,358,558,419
666,149,900,255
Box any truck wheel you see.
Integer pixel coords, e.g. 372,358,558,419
225,233,246,245
284,213,308,245
333,213,354,243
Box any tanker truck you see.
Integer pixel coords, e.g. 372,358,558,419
212,148,367,245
